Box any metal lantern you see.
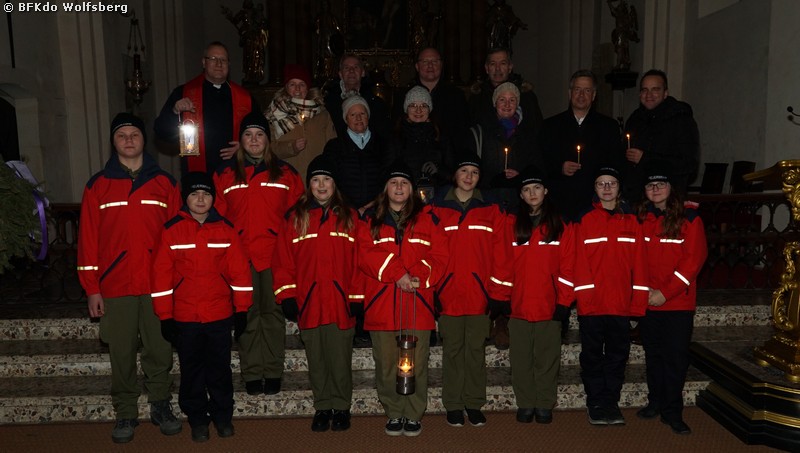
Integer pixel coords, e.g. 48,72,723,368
396,334,418,395
417,175,434,205
178,120,199,156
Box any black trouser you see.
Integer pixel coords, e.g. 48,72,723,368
578,315,631,408
639,310,694,422
176,317,234,428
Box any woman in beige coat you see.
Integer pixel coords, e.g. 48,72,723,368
266,64,337,181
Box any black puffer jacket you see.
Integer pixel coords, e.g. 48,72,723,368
623,96,699,202
387,120,453,187
323,132,390,209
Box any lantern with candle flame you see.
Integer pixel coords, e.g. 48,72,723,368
396,334,417,394
179,120,200,156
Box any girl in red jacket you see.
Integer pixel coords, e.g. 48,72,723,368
503,165,574,425
272,155,359,433
573,166,648,426
430,153,510,428
356,161,449,437
635,161,707,435
151,172,253,442
213,112,304,396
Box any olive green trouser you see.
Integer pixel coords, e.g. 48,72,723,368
99,295,174,419
438,314,490,411
371,330,431,421
508,317,562,409
239,267,285,381
300,323,355,410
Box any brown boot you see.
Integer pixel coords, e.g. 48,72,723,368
493,315,510,350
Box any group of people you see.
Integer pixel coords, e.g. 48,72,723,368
77,40,705,444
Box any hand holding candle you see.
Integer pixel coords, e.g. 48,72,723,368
576,145,581,165
626,133,631,148
299,113,306,139
504,147,509,170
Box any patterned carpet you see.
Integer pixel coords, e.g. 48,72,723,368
1,408,775,452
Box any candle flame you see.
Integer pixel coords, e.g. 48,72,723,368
577,145,581,152
399,357,412,373
626,133,630,139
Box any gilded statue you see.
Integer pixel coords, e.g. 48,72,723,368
486,0,527,55
314,0,345,83
410,0,442,56
222,0,269,86
608,0,639,71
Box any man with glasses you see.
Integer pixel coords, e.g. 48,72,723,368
539,70,622,222
622,69,699,202
155,41,259,176
396,47,469,147
323,53,390,141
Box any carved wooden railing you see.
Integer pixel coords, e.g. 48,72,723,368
688,192,800,289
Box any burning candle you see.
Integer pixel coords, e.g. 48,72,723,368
299,113,306,139
626,133,631,148
504,147,509,170
576,145,581,165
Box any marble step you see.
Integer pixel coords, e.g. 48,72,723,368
0,325,772,379
0,304,771,342
0,364,710,424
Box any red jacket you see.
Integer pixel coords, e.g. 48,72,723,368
573,201,648,317
151,208,253,322
641,202,707,311
272,204,359,330
78,154,181,298
431,191,511,316
500,215,575,322
213,159,304,271
355,206,449,331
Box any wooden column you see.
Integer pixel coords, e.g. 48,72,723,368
267,0,286,85
443,0,460,83
295,0,313,71
470,0,486,82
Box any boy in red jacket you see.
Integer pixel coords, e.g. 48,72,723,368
151,172,253,442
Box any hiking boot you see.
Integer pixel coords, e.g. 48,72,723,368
516,408,534,423
331,409,351,431
191,424,209,442
534,408,553,424
403,419,422,437
466,409,486,426
215,421,235,438
385,417,404,436
150,400,182,435
587,406,608,426
446,410,464,427
111,418,139,443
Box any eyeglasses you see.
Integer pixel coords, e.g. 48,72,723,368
595,180,619,189
204,56,228,65
408,103,429,111
645,181,668,191
418,59,441,66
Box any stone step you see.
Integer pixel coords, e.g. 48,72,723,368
0,364,710,424
0,304,771,341
0,325,771,378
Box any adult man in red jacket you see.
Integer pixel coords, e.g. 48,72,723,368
78,113,182,443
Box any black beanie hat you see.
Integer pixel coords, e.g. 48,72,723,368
384,159,415,188
518,165,547,191
239,112,269,139
594,166,621,184
110,112,146,144
182,172,215,203
453,151,482,171
643,159,673,184
306,154,337,186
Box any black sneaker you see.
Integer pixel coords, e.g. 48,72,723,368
587,406,608,426
264,377,281,395
215,421,235,438
661,417,691,435
191,424,209,443
516,408,534,423
245,379,263,395
446,410,464,427
534,408,553,424
149,400,182,435
403,419,422,437
636,405,660,419
465,409,486,426
331,409,351,431
605,406,626,425
385,418,404,436
311,409,332,432
111,418,139,443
